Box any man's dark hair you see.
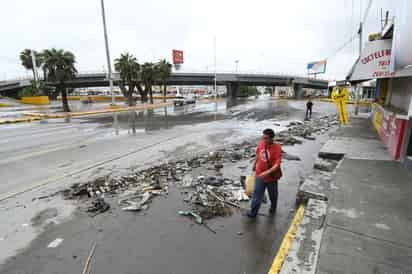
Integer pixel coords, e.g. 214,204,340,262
263,128,275,138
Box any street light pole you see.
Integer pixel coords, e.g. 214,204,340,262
100,0,115,105
235,60,239,73
214,36,217,99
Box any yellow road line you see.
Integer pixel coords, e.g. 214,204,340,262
268,205,305,274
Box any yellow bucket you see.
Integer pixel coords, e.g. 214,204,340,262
245,175,255,197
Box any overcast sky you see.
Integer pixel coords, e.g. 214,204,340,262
0,0,400,81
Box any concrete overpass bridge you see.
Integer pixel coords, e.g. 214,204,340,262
0,72,328,98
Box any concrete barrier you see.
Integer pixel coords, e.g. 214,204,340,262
21,96,49,105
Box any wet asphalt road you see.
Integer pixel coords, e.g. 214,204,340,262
0,97,337,274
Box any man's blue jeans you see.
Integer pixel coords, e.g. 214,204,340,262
250,177,278,217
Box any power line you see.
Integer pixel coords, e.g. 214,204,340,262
325,0,372,61
326,31,359,61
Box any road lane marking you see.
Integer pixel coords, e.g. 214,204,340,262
0,135,182,202
0,131,102,166
268,204,305,274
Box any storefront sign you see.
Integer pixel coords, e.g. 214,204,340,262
372,104,408,159
172,50,184,65
350,40,395,81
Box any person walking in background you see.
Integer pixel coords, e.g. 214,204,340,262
306,99,314,120
248,128,282,218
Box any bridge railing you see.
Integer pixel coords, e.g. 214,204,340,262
1,69,333,83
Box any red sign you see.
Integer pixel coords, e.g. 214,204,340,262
172,50,184,64
373,104,408,159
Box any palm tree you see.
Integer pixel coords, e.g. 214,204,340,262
141,62,157,104
19,49,42,80
156,59,172,102
114,53,141,106
42,48,77,112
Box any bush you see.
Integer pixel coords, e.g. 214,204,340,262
18,81,45,98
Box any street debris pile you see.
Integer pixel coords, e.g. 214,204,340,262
60,114,338,220
179,174,246,220
275,115,339,145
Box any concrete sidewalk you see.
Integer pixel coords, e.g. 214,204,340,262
281,115,412,274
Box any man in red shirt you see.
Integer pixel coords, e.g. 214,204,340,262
248,128,282,218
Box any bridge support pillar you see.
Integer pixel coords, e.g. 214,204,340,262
293,83,304,99
226,82,239,99
225,82,240,108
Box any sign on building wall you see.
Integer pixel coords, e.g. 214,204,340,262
372,104,408,159
350,39,394,81
307,60,326,74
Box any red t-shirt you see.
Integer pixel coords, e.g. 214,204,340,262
255,140,282,183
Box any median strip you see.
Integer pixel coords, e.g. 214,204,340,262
0,116,42,124
2,102,173,124
27,102,172,119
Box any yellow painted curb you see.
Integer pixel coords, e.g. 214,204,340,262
21,96,50,105
0,103,14,107
26,102,173,119
0,116,42,124
268,205,305,274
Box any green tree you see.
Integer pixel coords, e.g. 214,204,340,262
114,53,142,106
19,49,42,80
156,59,172,102
42,48,77,112
141,62,157,104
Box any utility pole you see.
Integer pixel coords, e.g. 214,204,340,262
100,0,115,105
214,36,217,99
355,21,363,115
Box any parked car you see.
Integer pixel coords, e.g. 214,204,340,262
173,94,196,106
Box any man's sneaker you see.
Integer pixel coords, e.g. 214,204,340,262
269,207,277,214
246,212,257,219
